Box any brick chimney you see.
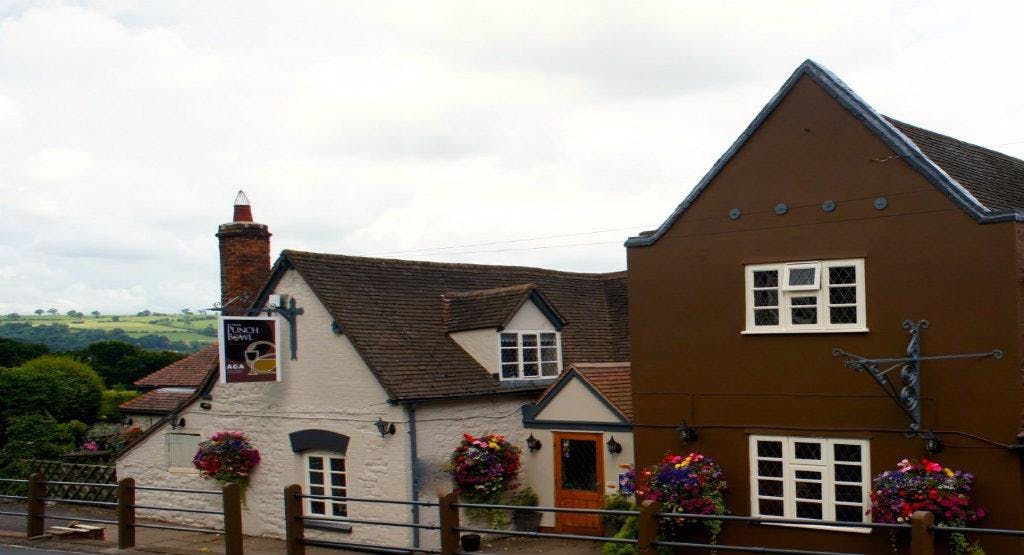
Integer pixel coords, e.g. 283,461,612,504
216,191,271,315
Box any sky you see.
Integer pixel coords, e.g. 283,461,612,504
1,1,1023,314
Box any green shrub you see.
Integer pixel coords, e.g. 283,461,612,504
602,493,635,527
0,414,76,478
99,389,140,422
603,515,638,555
0,355,104,422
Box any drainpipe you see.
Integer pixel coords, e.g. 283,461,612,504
406,403,420,549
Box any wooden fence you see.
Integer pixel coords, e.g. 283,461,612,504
25,460,116,504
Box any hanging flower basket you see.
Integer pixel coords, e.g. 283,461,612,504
870,458,986,554
447,433,521,527
636,452,728,543
193,430,261,501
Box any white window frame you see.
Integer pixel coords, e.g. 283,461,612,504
166,432,201,474
304,452,348,518
744,259,867,333
497,330,562,381
749,436,871,533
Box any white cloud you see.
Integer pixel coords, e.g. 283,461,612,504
0,1,1022,313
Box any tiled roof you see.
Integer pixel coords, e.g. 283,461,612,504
281,250,629,402
575,363,632,421
887,117,1024,212
120,390,194,414
442,284,535,332
134,343,219,388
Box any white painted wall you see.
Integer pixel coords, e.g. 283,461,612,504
534,377,624,423
506,300,555,331
449,328,499,374
117,270,411,547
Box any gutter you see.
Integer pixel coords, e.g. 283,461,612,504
406,403,420,549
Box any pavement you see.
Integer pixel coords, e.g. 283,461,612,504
0,502,602,554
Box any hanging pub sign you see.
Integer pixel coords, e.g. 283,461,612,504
218,316,281,383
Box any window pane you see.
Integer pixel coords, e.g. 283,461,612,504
796,502,823,519
757,460,783,478
523,348,538,362
788,267,816,286
835,484,862,503
830,306,858,325
758,479,783,497
330,458,346,472
500,333,518,348
834,464,862,483
835,504,864,522
829,266,856,285
833,444,861,462
757,441,783,458
754,309,779,326
541,362,559,376
794,442,822,460
523,363,539,377
331,473,346,487
332,503,346,516
310,501,325,515
502,363,518,379
758,499,783,516
754,290,778,307
790,296,817,306
540,333,557,347
540,347,558,361
310,486,324,496
522,334,538,347
829,287,857,305
795,481,822,500
308,457,324,470
501,348,519,363
791,307,817,325
560,439,598,491
309,471,324,485
794,470,821,480
753,270,779,288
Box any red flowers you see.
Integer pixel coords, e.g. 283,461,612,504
192,430,260,492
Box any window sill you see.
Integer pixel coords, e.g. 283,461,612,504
168,467,200,475
741,328,869,335
304,519,353,533
762,521,870,534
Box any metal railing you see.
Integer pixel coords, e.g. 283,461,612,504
0,473,243,554
281,487,1024,555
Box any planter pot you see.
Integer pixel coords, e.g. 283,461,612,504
511,510,542,532
604,521,621,537
460,533,482,552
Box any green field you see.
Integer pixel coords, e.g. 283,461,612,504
5,314,218,344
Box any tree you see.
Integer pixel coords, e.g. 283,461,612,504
111,315,120,322
5,313,18,320
66,310,76,317
137,309,151,317
0,355,104,422
34,309,43,316
74,340,183,388
0,338,50,368
46,308,57,316
91,311,101,318
0,414,76,478
181,308,192,315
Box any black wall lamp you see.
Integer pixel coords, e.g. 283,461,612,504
171,417,186,429
331,320,343,335
200,394,213,410
678,419,698,444
526,434,542,452
606,436,622,454
375,417,396,437
922,430,943,455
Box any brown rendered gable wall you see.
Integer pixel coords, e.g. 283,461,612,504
628,74,1024,552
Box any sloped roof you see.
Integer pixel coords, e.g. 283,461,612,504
442,284,565,333
275,250,629,402
574,363,633,422
120,390,194,414
627,59,1024,248
134,343,219,388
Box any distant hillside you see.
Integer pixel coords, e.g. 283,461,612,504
0,314,217,353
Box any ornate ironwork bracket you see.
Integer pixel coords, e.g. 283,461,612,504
833,319,1002,437
263,297,304,360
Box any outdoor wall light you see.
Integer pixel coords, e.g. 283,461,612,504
922,430,943,455
526,434,542,452
375,417,396,437
606,436,622,454
331,320,343,335
200,402,212,410
171,417,186,429
678,419,698,444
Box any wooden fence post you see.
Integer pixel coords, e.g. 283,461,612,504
222,483,244,555
637,499,660,555
117,477,136,549
26,472,45,538
283,484,305,555
910,510,935,555
438,491,460,555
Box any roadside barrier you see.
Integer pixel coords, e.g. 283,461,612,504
0,473,243,554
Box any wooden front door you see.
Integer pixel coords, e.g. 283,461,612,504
553,432,604,535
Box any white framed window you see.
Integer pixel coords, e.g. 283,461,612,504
305,453,347,518
744,259,866,333
167,433,201,473
499,331,561,380
749,436,870,530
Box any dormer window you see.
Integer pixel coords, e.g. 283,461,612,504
500,331,561,380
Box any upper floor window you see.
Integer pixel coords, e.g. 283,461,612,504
499,331,561,380
750,436,870,529
745,259,866,333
